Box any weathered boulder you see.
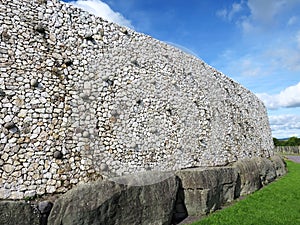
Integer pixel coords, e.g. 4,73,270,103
271,155,287,177
233,158,262,195
175,167,238,216
0,157,287,224
48,172,178,225
0,201,40,225
255,157,277,185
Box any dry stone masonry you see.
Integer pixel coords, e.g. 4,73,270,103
0,0,274,199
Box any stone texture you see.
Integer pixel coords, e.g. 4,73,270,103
256,157,277,185
38,201,53,225
48,172,178,225
232,156,286,196
0,157,287,224
176,167,239,216
271,155,287,177
53,151,63,159
274,146,300,154
38,201,53,214
0,201,40,225
0,0,274,199
233,158,262,195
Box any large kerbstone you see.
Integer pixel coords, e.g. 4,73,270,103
48,172,178,225
233,158,262,195
0,201,40,225
271,155,287,177
175,167,238,216
0,158,286,224
255,157,277,185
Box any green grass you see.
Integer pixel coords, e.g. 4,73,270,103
191,160,300,225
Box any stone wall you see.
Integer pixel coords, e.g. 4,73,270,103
0,156,287,225
0,0,273,199
274,146,300,154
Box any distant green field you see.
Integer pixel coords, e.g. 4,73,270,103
191,160,300,225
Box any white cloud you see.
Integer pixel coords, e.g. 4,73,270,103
214,50,267,80
297,31,300,48
68,0,133,28
217,0,300,33
239,58,263,77
264,31,300,71
246,0,286,25
214,28,300,92
269,114,300,138
216,9,227,19
214,1,300,139
257,82,300,109
239,18,255,33
267,48,300,72
288,16,298,26
216,2,243,21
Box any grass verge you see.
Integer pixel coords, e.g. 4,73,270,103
191,160,300,225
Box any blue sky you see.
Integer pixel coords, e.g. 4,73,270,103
63,0,300,138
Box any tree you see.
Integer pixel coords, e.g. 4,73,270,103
273,138,280,146
273,137,300,146
286,136,300,146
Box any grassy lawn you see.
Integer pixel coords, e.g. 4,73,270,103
191,160,300,225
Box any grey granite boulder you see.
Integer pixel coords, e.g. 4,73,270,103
175,167,239,216
48,171,178,225
0,157,287,224
233,158,263,195
0,201,40,225
255,157,277,185
271,155,287,177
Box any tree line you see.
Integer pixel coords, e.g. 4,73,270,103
273,137,300,146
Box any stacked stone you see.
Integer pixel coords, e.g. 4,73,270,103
0,0,274,199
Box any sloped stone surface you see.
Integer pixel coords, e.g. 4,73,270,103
48,172,178,225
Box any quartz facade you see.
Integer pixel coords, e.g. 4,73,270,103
0,0,273,199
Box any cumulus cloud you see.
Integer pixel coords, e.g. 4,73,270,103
257,82,300,110
245,0,300,30
68,0,133,28
217,0,300,33
214,28,300,90
246,0,285,25
269,114,300,138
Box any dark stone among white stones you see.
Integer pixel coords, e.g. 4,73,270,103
53,151,63,159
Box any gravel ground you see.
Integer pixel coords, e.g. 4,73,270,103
285,155,300,163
